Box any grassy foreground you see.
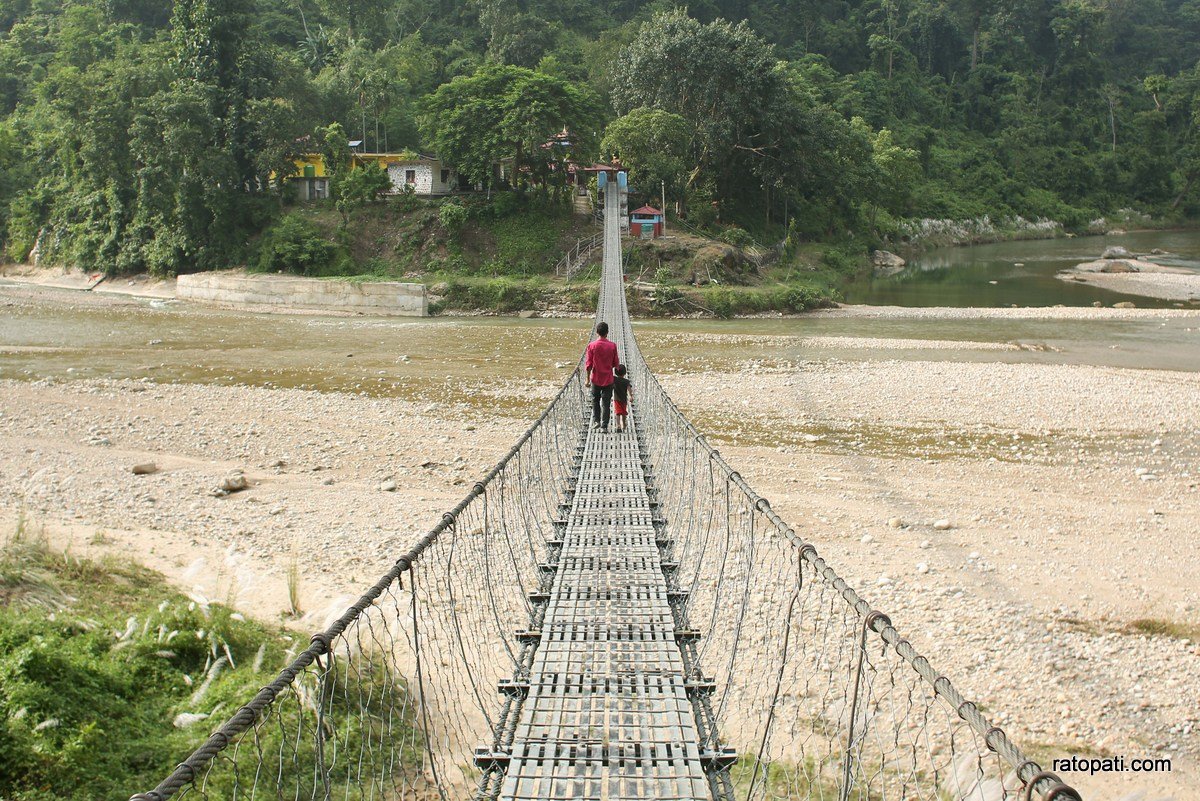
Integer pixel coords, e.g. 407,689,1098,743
0,515,413,800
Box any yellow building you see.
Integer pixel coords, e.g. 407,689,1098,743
290,154,330,200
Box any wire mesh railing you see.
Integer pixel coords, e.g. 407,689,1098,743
614,224,1079,798
130,362,590,801
131,182,1080,801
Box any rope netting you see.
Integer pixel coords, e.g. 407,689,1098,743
130,184,1078,801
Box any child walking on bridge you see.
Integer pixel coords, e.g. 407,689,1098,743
612,365,632,433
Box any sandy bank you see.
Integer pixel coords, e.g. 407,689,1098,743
1061,270,1200,302
817,303,1200,319
1,265,175,298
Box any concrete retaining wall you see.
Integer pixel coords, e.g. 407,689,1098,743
176,272,427,317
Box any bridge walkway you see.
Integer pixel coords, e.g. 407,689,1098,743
496,186,712,801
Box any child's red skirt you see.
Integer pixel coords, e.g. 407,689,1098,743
614,401,628,416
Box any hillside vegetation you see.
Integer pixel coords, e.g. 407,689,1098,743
1,0,1198,305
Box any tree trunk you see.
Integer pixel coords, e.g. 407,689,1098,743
971,10,981,70
1108,99,1117,152
1172,173,1195,209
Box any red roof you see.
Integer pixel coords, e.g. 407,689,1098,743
631,205,663,216
581,162,625,172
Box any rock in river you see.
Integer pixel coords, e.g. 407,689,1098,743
1072,259,1140,273
1101,260,1140,273
872,250,906,277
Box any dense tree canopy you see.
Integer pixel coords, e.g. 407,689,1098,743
1,0,1199,272
600,108,690,198
420,64,601,191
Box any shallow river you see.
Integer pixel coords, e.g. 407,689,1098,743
2,289,1198,407
843,229,1200,307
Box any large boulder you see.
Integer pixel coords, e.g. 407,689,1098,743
1100,259,1140,273
1072,259,1140,273
689,244,746,285
1101,245,1132,259
872,250,906,277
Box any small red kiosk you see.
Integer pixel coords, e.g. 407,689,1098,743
629,205,664,239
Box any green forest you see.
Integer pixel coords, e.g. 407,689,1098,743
1,0,1199,280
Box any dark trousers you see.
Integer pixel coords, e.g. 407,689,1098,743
591,383,613,428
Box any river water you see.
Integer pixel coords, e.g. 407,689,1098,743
842,230,1200,308
4,231,1200,396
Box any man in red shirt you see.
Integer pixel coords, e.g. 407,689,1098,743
585,321,620,432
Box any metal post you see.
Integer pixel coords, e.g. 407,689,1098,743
661,180,667,235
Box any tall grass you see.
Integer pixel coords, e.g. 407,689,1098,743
0,514,417,801
286,556,303,618
0,509,69,609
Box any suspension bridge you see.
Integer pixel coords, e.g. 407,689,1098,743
131,184,1082,801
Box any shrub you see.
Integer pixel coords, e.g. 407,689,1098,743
718,226,754,247
705,287,734,318
441,278,539,312
820,245,864,274
489,191,522,218
393,183,420,213
334,166,391,223
254,214,338,276
652,282,683,311
438,201,468,234
780,286,820,311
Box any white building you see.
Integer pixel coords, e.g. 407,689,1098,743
374,155,460,196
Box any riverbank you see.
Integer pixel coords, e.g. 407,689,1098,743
888,208,1187,253
818,303,1200,319
1,296,1198,798
0,265,176,298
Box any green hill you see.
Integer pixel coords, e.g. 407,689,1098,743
1,0,1198,307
